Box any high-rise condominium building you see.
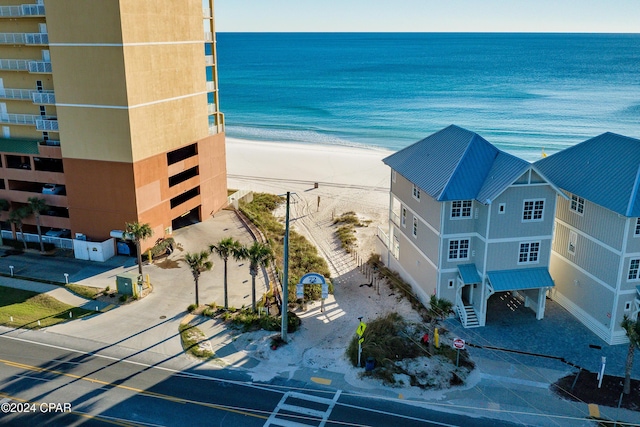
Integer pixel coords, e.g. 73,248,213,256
0,0,227,247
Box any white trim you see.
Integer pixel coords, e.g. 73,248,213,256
498,203,506,214
612,217,632,338
450,200,473,220
447,238,470,261
56,91,208,110
49,41,204,47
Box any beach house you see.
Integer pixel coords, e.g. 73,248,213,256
379,125,565,327
535,132,640,345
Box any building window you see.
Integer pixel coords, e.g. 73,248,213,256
448,239,470,260
523,199,544,222
392,170,396,183
401,208,406,227
568,231,577,255
635,218,640,237
625,301,632,312
570,194,585,215
498,203,506,214
412,217,418,238
412,184,420,201
448,279,455,289
519,242,540,264
629,259,640,281
451,200,472,218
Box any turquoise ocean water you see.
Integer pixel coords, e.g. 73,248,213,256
216,33,640,161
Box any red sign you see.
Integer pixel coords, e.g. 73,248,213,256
453,338,465,350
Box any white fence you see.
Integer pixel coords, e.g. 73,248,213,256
1,229,73,250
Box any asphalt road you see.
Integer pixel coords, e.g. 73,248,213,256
0,333,529,427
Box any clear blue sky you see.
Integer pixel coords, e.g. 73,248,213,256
214,0,640,33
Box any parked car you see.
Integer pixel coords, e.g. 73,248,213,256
45,228,70,238
42,184,64,195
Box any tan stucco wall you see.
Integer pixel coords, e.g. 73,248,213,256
44,0,124,44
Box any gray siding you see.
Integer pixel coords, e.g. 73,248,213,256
440,235,482,271
442,201,478,235
489,185,557,240
624,218,640,254
552,223,620,287
549,253,616,331
621,256,640,292
391,172,441,231
395,210,440,263
394,227,438,298
555,194,625,250
485,239,552,272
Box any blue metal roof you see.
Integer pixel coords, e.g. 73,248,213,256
487,268,555,292
458,264,481,284
535,132,640,217
383,125,531,203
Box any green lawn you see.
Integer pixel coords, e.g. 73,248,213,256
0,286,94,329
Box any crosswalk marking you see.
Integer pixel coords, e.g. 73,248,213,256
264,390,342,427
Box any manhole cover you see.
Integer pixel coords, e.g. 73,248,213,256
159,315,166,319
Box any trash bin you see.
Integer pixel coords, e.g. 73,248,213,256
365,357,375,371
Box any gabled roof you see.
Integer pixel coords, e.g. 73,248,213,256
383,125,531,203
534,132,640,217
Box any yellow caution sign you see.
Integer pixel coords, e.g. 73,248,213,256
356,322,366,337
358,337,364,345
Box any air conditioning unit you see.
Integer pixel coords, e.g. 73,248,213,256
75,233,86,241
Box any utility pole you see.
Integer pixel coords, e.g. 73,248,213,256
281,191,290,342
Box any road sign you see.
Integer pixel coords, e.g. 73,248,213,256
356,322,366,337
453,338,465,350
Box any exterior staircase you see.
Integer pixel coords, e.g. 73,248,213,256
457,304,480,328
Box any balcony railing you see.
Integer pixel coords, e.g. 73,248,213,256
205,81,215,92
207,103,217,114
28,61,52,73
0,88,34,100
31,91,55,105
203,8,212,18
36,118,58,131
0,113,55,127
0,59,29,71
0,32,48,45
204,32,213,42
205,55,214,66
0,4,45,17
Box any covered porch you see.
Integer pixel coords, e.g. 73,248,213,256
485,267,555,323
455,264,483,328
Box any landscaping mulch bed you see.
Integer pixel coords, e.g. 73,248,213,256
552,370,640,411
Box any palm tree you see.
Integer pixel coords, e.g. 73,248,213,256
9,206,30,249
184,250,213,307
0,199,9,246
209,237,242,310
236,241,273,312
125,221,154,276
621,315,640,394
27,197,48,252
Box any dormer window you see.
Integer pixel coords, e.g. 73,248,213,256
412,184,420,201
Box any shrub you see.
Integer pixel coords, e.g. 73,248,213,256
187,303,197,313
150,237,176,258
119,295,127,303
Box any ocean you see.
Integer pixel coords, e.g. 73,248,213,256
216,33,640,161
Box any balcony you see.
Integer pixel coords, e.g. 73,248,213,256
207,103,217,114
0,59,51,73
0,32,48,45
36,117,58,131
0,113,56,128
0,88,33,101
205,55,214,66
0,4,45,18
28,60,51,73
205,81,215,92
31,91,55,105
203,8,212,18
204,32,213,42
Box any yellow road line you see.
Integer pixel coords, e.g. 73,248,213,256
0,358,267,420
